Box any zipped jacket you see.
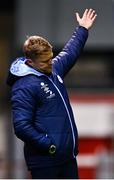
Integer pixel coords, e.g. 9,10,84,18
7,26,88,169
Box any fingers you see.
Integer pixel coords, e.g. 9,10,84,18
89,10,95,19
91,13,97,21
83,9,89,18
76,12,80,22
87,8,97,20
87,9,93,18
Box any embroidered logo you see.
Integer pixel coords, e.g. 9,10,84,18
40,82,55,99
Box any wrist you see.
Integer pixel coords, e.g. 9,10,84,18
79,25,89,30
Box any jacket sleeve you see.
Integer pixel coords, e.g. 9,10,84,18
11,83,52,153
53,26,88,78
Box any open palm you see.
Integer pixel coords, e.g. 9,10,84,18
76,9,97,29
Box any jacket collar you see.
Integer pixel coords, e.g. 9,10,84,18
10,57,47,77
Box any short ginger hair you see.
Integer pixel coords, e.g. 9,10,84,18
23,36,52,61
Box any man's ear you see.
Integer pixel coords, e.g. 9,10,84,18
25,59,34,66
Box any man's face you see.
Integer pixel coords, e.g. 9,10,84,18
31,50,53,75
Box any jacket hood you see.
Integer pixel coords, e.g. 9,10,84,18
7,57,44,86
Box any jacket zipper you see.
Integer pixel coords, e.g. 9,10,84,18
49,78,76,158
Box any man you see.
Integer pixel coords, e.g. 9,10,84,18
7,9,97,179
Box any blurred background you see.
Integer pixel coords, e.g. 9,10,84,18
0,0,114,178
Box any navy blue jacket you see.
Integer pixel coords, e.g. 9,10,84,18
7,26,88,169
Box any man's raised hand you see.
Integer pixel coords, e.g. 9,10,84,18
76,9,97,29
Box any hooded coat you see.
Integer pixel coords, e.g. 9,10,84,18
7,26,88,169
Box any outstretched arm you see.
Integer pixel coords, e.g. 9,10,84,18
76,9,97,29
53,8,97,78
